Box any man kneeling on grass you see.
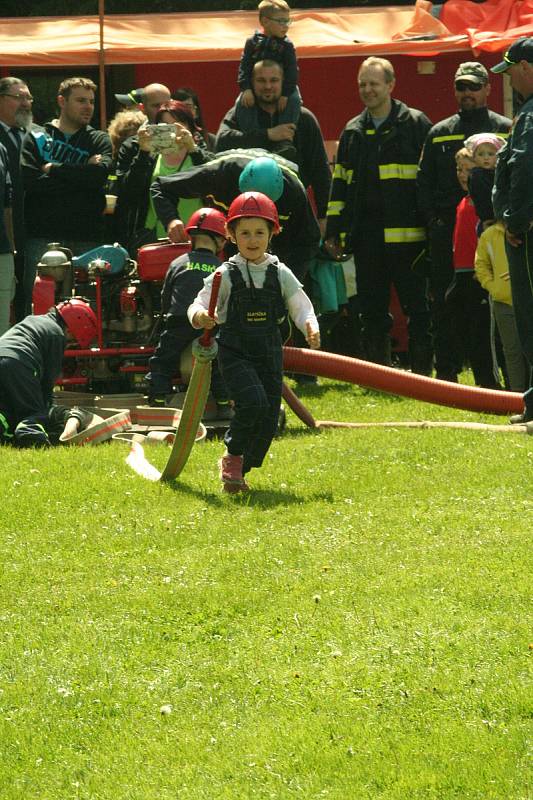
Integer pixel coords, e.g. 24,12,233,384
0,298,97,447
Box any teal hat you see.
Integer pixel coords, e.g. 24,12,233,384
239,156,284,202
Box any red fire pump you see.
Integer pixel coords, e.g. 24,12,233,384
33,239,191,393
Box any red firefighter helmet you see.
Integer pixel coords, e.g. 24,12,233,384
56,298,97,348
185,207,227,239
226,192,280,234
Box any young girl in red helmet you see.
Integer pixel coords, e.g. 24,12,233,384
188,191,320,493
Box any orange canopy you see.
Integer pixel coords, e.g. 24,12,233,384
0,3,460,67
0,1,531,67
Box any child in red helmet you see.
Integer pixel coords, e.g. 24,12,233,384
0,298,96,446
146,207,230,413
188,191,320,493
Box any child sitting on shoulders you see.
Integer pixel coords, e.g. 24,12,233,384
188,191,320,494
236,0,301,132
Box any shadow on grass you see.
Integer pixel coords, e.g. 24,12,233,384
233,487,334,508
287,381,404,403
166,479,333,508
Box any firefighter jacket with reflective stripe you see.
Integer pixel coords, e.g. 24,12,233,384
326,100,432,251
417,106,511,224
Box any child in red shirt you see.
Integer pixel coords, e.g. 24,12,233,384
443,148,500,387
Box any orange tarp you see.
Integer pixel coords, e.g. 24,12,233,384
0,4,464,67
441,0,533,52
1,1,532,68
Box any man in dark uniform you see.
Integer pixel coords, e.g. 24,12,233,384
492,38,533,423
150,149,320,281
0,77,33,321
0,299,97,447
417,62,511,380
325,57,432,371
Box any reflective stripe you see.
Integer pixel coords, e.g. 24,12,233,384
0,412,13,439
365,129,376,136
384,227,426,244
433,132,509,144
327,200,345,216
432,134,465,144
379,163,418,181
332,163,354,183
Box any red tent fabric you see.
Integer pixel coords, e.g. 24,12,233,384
441,0,533,52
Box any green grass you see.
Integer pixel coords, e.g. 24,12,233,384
1,379,531,799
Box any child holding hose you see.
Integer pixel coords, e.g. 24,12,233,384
188,191,320,493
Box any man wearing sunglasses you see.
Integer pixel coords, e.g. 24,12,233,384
0,78,34,323
492,38,533,423
417,62,511,382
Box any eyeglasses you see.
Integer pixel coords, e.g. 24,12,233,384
0,92,34,102
455,81,484,92
265,16,291,26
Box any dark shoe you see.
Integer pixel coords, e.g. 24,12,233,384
216,402,234,421
409,343,434,376
294,374,318,385
509,410,533,424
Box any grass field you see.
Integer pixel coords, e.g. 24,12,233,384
1,379,531,799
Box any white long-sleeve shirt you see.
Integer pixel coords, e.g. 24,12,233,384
187,253,319,337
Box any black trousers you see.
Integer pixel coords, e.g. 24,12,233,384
444,272,500,388
505,231,533,414
353,229,431,347
0,357,50,445
147,318,227,401
427,217,462,378
218,339,282,475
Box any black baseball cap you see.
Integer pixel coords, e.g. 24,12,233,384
492,37,533,73
114,88,144,106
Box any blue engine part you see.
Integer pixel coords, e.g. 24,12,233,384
72,244,130,276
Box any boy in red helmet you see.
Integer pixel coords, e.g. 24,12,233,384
0,298,97,447
146,207,231,413
188,191,320,493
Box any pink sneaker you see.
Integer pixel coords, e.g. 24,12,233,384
219,454,249,493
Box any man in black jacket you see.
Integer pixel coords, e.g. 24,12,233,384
0,77,33,321
417,62,511,380
215,60,330,237
22,77,112,314
492,37,533,423
325,57,432,371
0,299,97,447
150,149,320,281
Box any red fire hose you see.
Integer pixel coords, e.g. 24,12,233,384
282,347,523,416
